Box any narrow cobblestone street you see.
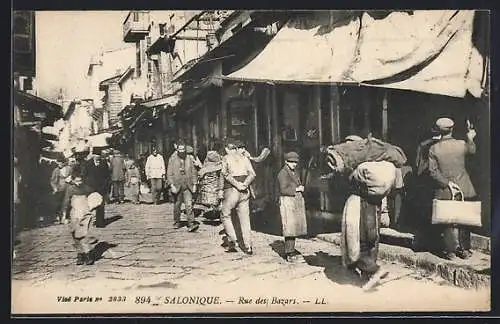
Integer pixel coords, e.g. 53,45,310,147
12,201,490,314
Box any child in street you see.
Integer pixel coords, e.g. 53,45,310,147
126,160,141,204
62,171,102,265
277,152,307,263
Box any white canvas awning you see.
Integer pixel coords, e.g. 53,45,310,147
224,10,486,98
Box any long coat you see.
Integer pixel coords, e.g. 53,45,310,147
277,165,307,237
167,154,198,192
110,155,127,182
428,137,476,199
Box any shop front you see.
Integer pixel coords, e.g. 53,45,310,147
222,10,489,235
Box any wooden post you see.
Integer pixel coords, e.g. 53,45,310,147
203,103,210,147
330,86,340,144
382,90,389,141
265,86,272,147
192,122,197,154
271,85,281,164
363,89,371,136
314,85,323,146
220,86,228,138
252,89,258,154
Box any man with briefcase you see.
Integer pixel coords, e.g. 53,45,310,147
428,117,478,261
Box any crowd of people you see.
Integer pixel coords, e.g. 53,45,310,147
12,116,479,291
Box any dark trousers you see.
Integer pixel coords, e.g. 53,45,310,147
284,237,296,254
173,188,194,226
435,188,474,254
355,198,381,276
150,178,163,204
95,203,105,227
52,190,65,217
112,181,125,201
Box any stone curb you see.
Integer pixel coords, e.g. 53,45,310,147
316,233,490,290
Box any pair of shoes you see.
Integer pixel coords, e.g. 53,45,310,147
362,267,389,291
187,224,199,232
173,222,182,229
225,241,238,253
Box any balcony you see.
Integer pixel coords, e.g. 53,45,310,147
123,11,151,43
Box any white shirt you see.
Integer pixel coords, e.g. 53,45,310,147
145,154,166,179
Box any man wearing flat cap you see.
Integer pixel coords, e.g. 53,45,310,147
219,138,256,254
428,117,477,261
277,151,307,262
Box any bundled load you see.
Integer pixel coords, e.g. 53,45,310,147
326,135,407,174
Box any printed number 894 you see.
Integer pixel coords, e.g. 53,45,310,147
135,296,151,304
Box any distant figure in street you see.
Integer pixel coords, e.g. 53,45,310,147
167,142,199,232
197,150,224,216
428,117,477,261
124,152,134,169
126,160,141,204
145,147,166,205
82,154,110,228
110,149,127,203
62,171,100,265
277,152,307,263
219,139,256,254
186,145,203,169
50,157,71,224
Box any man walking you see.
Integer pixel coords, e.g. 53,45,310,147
167,142,199,231
50,157,71,224
82,154,110,228
110,149,127,203
428,117,477,260
219,139,256,254
145,147,166,205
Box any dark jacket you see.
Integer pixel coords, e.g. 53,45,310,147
277,165,302,197
167,153,198,191
428,136,476,198
83,159,110,195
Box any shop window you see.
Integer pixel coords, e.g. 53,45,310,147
228,99,253,148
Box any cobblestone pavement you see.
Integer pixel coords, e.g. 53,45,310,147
12,201,490,314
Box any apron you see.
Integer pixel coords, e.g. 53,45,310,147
279,193,307,237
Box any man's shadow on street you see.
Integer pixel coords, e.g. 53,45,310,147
92,241,118,261
270,241,365,287
104,215,123,226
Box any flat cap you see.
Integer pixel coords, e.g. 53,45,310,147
284,151,300,162
435,117,455,131
345,135,363,142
